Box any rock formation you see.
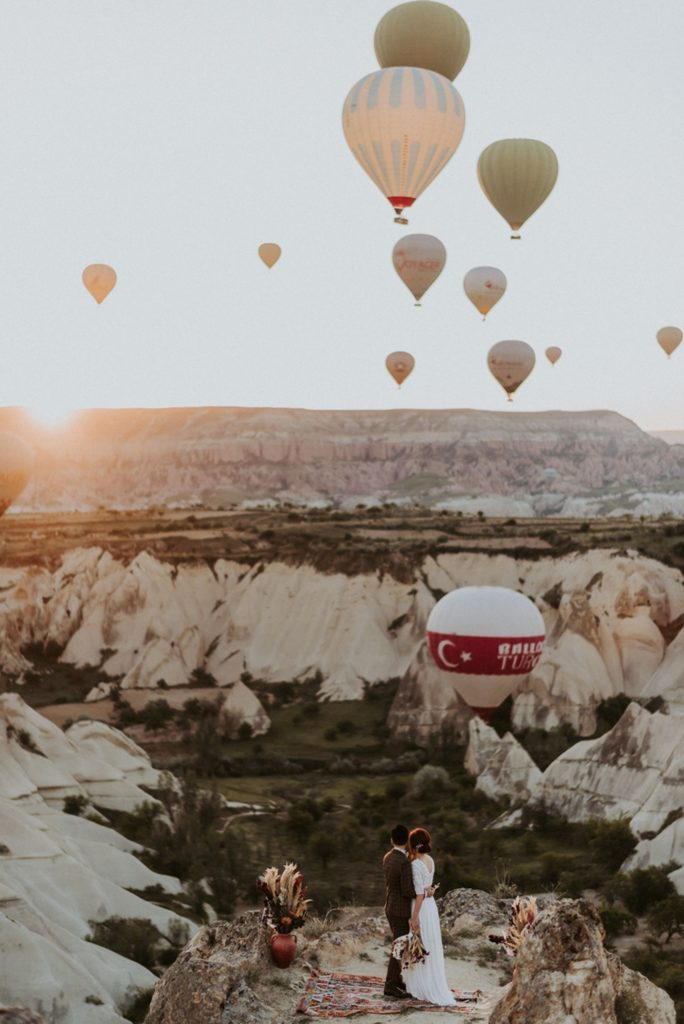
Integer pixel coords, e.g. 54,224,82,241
0,695,192,1024
489,898,675,1024
530,703,684,836
623,817,684,894
3,405,684,514
2,546,684,738
464,717,542,804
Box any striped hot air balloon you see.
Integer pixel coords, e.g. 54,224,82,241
342,67,466,223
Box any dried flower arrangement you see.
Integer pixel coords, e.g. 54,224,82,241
257,862,312,935
489,895,539,956
391,930,430,970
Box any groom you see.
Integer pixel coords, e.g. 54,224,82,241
382,823,434,998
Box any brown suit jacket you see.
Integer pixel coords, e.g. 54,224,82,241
383,847,415,920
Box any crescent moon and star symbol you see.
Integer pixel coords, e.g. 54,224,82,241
437,639,472,668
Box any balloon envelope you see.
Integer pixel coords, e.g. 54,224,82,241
463,267,506,317
386,351,415,386
657,326,682,357
477,139,558,237
342,67,465,222
0,432,33,516
487,340,536,400
82,264,117,304
426,585,546,721
545,346,562,365
259,243,281,268
392,234,446,304
374,0,470,81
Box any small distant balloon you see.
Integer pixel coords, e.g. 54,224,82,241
656,326,682,358
545,346,562,365
342,67,465,223
82,264,117,304
392,234,446,305
463,267,506,319
0,432,33,516
259,243,281,268
543,467,558,484
487,340,536,401
374,1,471,81
386,351,415,386
477,139,558,239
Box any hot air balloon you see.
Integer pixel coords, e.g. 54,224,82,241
386,351,415,386
342,67,465,223
426,586,545,722
0,433,33,516
82,264,117,304
545,346,562,365
487,340,535,401
259,243,281,268
657,327,682,358
477,139,558,239
543,467,558,484
392,234,446,305
374,1,470,81
463,267,506,319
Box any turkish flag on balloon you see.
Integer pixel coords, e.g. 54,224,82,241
426,586,546,722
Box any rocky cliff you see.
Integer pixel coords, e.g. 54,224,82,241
0,695,193,1024
3,405,684,514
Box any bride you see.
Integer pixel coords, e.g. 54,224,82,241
403,827,455,1007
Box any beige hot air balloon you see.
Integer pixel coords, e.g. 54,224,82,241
487,340,535,401
545,346,562,365
657,326,682,358
374,1,470,81
0,432,33,516
82,264,117,304
258,243,281,268
386,351,415,386
342,67,465,223
463,266,506,319
392,234,446,305
477,139,558,239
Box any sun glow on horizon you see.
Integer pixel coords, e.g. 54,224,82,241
27,401,81,430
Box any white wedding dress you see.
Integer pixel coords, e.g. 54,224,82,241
402,856,455,1006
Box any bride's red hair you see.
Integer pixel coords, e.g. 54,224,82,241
408,827,432,860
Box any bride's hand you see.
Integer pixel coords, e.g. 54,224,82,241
410,917,420,933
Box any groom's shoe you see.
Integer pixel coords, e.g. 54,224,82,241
384,987,410,999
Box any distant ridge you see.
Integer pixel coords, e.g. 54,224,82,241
2,406,684,514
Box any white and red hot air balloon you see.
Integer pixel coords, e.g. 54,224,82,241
426,586,545,722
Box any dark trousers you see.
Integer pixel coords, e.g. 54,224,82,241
384,914,409,992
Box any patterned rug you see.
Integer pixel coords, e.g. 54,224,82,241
296,972,483,1017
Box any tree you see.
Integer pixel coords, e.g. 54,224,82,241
647,895,684,942
311,830,338,869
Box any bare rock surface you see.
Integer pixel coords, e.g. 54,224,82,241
488,898,675,1024
0,1011,47,1024
464,718,542,805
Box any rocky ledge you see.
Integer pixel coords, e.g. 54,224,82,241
144,890,674,1024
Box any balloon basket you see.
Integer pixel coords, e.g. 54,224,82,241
510,233,521,240
394,216,409,225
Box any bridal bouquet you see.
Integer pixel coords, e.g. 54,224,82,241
489,895,538,957
257,862,311,935
392,930,430,970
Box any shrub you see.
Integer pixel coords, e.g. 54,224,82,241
588,819,636,871
87,917,160,968
599,902,637,940
237,721,253,740
616,866,676,915
410,764,450,798
63,794,88,816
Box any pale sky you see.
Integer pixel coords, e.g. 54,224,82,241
1,1,683,429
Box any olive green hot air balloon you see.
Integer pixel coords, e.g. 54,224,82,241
463,266,506,319
487,340,535,401
656,326,682,358
0,432,33,516
386,351,415,386
374,1,470,81
258,243,281,268
477,139,558,239
82,264,117,304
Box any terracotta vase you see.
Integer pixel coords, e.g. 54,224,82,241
270,931,297,968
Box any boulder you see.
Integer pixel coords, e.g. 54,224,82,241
144,913,271,1024
219,682,270,739
489,898,675,1024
